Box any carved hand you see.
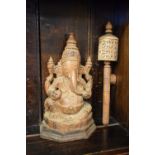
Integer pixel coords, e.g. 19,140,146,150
85,73,92,81
48,88,61,100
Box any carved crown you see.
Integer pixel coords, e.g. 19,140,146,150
61,33,80,64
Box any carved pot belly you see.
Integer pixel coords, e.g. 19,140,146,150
58,91,83,114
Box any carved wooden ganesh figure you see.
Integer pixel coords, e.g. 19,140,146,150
40,33,96,142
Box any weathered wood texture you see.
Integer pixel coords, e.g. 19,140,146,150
26,0,41,134
111,25,129,128
27,125,129,155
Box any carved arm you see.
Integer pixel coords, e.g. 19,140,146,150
47,78,62,100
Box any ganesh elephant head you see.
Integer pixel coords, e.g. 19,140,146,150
60,33,93,92
45,33,93,96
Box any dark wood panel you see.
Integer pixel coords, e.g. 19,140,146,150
27,125,129,155
26,0,41,134
111,25,129,128
91,148,129,155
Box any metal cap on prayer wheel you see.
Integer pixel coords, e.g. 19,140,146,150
98,22,119,61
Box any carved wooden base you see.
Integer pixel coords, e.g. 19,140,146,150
40,119,96,142
40,102,96,142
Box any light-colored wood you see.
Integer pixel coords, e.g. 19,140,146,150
98,22,119,61
103,62,111,125
98,22,118,125
110,74,117,84
40,33,96,142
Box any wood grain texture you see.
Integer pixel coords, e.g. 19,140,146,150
111,25,129,128
26,0,41,134
27,125,129,155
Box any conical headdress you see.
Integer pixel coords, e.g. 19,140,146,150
61,33,80,64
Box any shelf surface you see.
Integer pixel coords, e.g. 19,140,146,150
27,125,129,155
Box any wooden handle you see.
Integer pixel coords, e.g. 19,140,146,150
103,61,111,125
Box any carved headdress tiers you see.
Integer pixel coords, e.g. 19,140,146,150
61,33,80,64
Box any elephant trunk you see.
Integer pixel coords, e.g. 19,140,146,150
69,70,77,91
